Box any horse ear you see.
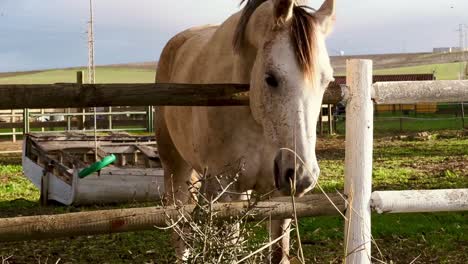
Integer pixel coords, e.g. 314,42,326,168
273,0,294,24
315,0,336,36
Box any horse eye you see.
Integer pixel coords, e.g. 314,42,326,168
265,73,279,88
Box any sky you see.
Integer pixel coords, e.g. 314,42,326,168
0,0,467,72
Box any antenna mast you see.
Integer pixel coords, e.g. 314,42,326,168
88,0,96,84
458,24,467,80
88,0,98,160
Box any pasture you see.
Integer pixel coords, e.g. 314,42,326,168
0,63,466,263
0,135,466,263
0,62,461,85
0,67,156,84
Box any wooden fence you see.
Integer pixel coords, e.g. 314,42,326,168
0,107,153,141
343,59,467,263
0,60,467,262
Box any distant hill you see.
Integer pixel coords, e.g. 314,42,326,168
0,61,158,76
0,70,45,78
97,61,157,70
1,50,465,77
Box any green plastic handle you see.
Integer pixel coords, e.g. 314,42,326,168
78,154,116,178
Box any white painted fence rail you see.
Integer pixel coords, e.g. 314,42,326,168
371,189,468,214
373,80,468,104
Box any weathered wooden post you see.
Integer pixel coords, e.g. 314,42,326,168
344,59,373,263
462,102,466,130
40,109,45,132
319,109,324,135
66,108,72,131
146,106,154,133
108,107,113,130
77,71,86,130
22,108,30,135
10,109,16,142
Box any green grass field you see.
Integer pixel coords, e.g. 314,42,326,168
0,63,466,263
0,62,463,85
0,67,156,84
375,62,465,80
0,135,466,263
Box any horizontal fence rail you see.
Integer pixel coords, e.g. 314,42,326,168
1,80,467,110
0,194,346,242
0,82,344,109
0,190,466,243
371,189,468,214
0,83,250,109
373,80,468,104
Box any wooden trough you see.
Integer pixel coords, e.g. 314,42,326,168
23,133,164,205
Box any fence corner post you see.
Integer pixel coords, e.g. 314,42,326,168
344,59,373,264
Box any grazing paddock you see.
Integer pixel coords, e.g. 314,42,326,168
0,61,466,263
374,62,463,81
0,67,156,85
0,62,458,85
0,134,466,263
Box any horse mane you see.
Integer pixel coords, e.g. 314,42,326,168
233,0,318,78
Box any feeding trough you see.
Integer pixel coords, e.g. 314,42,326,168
22,133,164,205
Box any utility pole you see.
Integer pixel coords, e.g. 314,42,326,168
88,0,96,84
88,0,99,155
458,24,467,129
465,25,468,79
457,24,467,80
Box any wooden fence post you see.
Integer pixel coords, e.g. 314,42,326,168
40,109,45,132
76,71,86,130
344,59,373,263
22,108,30,135
108,107,113,130
11,109,16,142
461,103,466,130
146,106,154,133
319,108,324,136
328,104,333,135
66,108,72,131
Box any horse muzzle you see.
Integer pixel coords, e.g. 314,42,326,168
273,151,319,196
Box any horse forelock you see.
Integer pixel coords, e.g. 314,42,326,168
233,0,268,52
291,5,318,79
233,0,319,79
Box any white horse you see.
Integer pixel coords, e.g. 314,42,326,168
155,0,336,262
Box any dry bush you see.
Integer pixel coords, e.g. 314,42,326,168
160,172,301,264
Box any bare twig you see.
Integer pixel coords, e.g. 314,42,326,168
237,228,293,264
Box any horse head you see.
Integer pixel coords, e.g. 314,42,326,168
235,0,336,196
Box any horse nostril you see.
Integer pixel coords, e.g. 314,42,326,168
285,168,295,184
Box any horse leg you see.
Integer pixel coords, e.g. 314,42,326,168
155,110,195,261
270,218,292,264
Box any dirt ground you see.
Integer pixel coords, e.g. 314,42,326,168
0,140,22,152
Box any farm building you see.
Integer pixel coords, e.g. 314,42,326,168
433,47,468,53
